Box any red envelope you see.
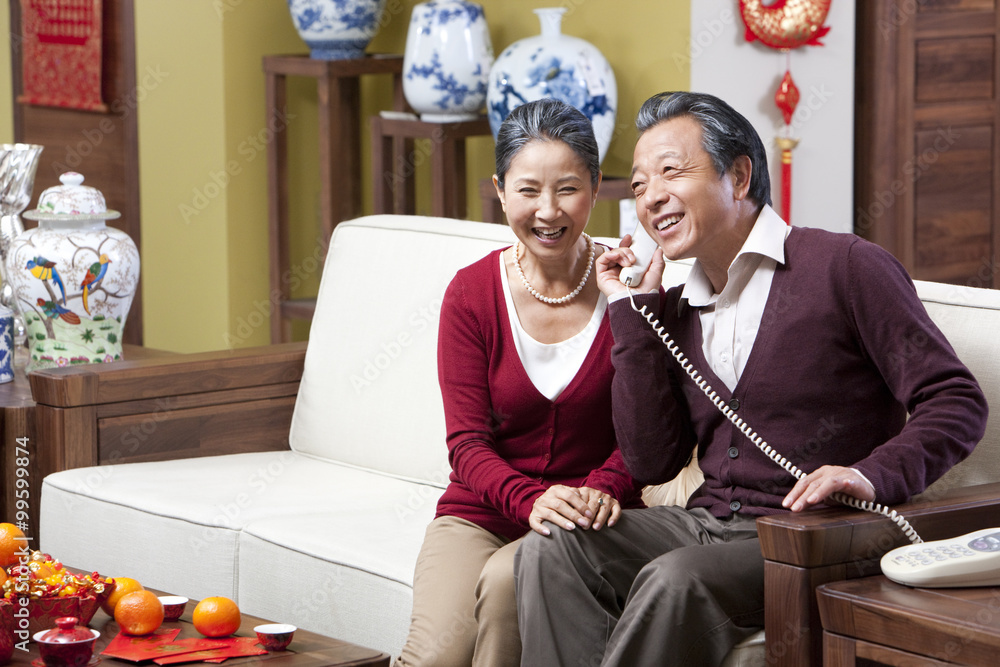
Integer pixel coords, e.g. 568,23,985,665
102,630,228,662
152,637,268,664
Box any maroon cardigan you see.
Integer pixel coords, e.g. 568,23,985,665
435,249,643,541
609,227,987,517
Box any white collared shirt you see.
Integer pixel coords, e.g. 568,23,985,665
681,205,790,391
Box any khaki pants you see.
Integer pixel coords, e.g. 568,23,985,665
395,516,523,667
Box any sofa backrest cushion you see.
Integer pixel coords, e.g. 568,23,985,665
289,215,516,486
914,280,1000,499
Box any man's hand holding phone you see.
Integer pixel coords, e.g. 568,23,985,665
596,225,665,298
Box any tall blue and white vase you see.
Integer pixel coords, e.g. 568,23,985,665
403,0,493,122
487,7,617,163
288,0,388,60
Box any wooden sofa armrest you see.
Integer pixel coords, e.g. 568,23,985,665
756,481,1000,666
28,342,307,473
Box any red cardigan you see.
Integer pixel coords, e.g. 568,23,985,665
435,249,644,541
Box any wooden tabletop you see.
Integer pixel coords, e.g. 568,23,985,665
818,575,1000,665
11,594,389,667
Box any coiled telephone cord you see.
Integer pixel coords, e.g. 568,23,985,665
626,289,923,545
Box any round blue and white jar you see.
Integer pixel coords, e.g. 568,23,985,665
487,7,617,163
288,0,387,60
403,0,493,122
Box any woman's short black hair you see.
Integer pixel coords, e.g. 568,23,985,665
494,99,601,190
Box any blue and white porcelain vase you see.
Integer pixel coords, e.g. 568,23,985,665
403,0,493,122
487,7,617,163
288,0,387,60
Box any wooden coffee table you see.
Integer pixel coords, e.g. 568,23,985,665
10,595,389,667
818,574,1000,665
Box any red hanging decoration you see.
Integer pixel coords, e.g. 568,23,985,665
774,70,800,224
739,0,832,50
738,0,832,225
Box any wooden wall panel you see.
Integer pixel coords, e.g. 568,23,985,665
919,0,995,12
914,125,993,282
855,1,999,288
915,36,994,102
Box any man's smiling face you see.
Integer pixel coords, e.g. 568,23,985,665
631,115,750,276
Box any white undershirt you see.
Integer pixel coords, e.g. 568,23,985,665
500,251,607,401
680,205,790,391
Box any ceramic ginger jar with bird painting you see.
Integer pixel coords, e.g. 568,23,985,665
6,172,140,372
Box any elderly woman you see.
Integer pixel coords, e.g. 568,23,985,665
394,98,644,667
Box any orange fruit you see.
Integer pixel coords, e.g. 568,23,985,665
114,590,164,635
0,524,27,569
101,577,144,616
192,597,241,637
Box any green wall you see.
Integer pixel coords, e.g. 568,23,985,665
0,5,12,142
3,0,690,352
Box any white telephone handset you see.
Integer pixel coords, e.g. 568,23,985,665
619,221,660,287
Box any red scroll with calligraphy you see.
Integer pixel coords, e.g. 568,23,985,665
19,0,106,112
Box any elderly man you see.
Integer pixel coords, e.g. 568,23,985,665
514,91,988,666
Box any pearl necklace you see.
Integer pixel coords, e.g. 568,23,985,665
514,233,595,305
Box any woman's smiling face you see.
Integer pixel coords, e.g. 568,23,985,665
498,138,596,260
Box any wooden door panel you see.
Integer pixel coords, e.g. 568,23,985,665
913,125,993,282
919,0,995,13
915,36,994,102
856,1,998,289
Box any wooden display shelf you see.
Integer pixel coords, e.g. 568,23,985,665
371,113,493,220
264,54,406,342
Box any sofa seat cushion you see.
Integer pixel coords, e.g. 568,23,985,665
238,508,437,657
40,451,442,609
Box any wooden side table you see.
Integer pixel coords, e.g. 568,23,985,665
478,175,635,224
818,575,1000,665
264,54,406,343
371,113,493,220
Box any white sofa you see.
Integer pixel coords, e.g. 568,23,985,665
35,215,1000,665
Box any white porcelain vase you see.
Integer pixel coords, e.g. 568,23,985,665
6,173,140,372
403,0,493,122
287,0,387,60
487,7,617,163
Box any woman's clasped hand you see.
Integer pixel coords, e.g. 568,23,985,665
529,485,620,535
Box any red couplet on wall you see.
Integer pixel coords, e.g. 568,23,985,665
19,0,106,112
